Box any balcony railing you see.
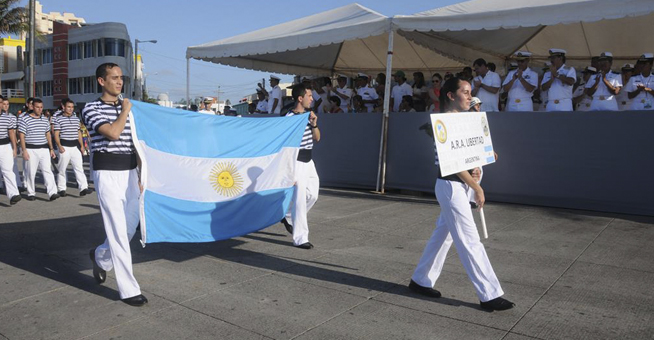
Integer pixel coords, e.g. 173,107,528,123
1,89,25,98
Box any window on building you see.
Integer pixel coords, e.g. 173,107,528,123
104,38,126,57
68,43,82,60
43,80,53,97
96,39,103,57
68,78,81,95
35,50,42,65
83,76,95,94
35,82,42,97
43,48,52,64
84,41,95,59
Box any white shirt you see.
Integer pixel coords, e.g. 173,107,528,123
198,109,214,115
573,83,592,111
267,85,282,114
585,72,622,100
473,70,501,112
335,86,353,111
541,64,577,101
615,82,631,110
256,99,268,113
624,73,654,110
391,82,412,112
357,85,379,112
502,67,538,100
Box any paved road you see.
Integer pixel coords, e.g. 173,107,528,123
1,175,653,339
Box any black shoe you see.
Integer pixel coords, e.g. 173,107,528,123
49,193,60,201
89,249,106,284
480,297,515,311
79,188,92,196
408,279,442,298
281,218,293,235
10,195,22,205
295,242,314,249
58,190,67,197
18,186,26,193
121,294,148,307
26,195,36,201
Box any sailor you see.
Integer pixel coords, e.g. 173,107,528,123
586,52,621,111
502,51,538,111
198,98,215,115
281,83,321,249
266,75,283,115
254,88,268,113
356,73,379,112
541,49,576,111
333,75,353,112
409,76,514,311
573,67,596,111
390,71,413,112
0,95,21,205
18,98,58,201
53,98,91,197
625,53,654,110
616,64,634,110
83,63,147,306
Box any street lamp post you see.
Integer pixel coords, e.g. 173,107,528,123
133,39,157,101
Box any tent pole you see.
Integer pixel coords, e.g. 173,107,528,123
186,57,190,109
375,27,394,193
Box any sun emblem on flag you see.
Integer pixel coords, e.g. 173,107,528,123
209,162,244,197
434,120,447,144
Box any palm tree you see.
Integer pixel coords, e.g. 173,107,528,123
0,0,28,37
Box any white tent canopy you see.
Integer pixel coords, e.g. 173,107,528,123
395,0,654,68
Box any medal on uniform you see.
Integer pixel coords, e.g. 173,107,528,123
515,99,521,103
554,99,560,104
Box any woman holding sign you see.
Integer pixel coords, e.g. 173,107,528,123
408,77,515,311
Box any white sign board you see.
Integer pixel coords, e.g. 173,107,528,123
431,112,495,177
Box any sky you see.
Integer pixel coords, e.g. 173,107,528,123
27,0,464,103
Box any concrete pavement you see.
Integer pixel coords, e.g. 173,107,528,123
0,174,653,339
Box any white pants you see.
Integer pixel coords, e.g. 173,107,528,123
412,179,504,302
590,98,618,111
93,169,141,299
0,144,19,199
505,98,533,112
546,98,573,111
24,148,57,197
286,160,320,246
56,146,88,192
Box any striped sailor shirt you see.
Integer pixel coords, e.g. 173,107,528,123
0,112,17,140
82,99,134,154
284,110,313,150
18,114,50,146
53,113,81,141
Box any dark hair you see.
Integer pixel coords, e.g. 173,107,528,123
376,73,386,83
27,97,34,104
439,77,465,113
352,94,363,104
329,95,341,107
413,72,425,89
463,67,472,73
95,62,120,80
487,62,496,72
61,98,73,107
32,98,43,104
401,95,414,108
190,104,198,111
432,73,442,81
473,58,487,67
0,95,4,101
291,84,308,102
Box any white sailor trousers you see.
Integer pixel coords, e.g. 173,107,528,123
589,98,618,111
412,179,504,302
24,148,57,197
93,169,141,299
55,146,88,192
289,160,320,245
545,99,573,111
506,98,534,112
0,144,19,198
13,151,23,187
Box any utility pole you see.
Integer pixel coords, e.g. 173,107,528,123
27,0,35,98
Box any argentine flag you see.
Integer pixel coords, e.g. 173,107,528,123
129,101,308,244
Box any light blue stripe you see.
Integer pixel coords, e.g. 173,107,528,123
143,188,294,243
484,145,493,152
131,101,308,158
486,156,495,163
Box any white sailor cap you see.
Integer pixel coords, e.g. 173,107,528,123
269,75,281,80
203,97,213,103
548,48,566,57
337,74,348,79
509,61,518,69
598,51,613,60
621,63,634,70
357,72,369,79
638,53,654,62
469,97,482,109
582,66,598,73
513,51,532,59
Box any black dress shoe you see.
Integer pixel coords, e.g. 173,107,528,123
49,193,60,201
89,249,106,284
26,195,36,201
281,218,293,235
79,188,92,196
58,190,67,197
122,294,148,307
408,279,442,298
18,186,26,193
295,242,314,249
480,297,515,311
10,195,22,205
